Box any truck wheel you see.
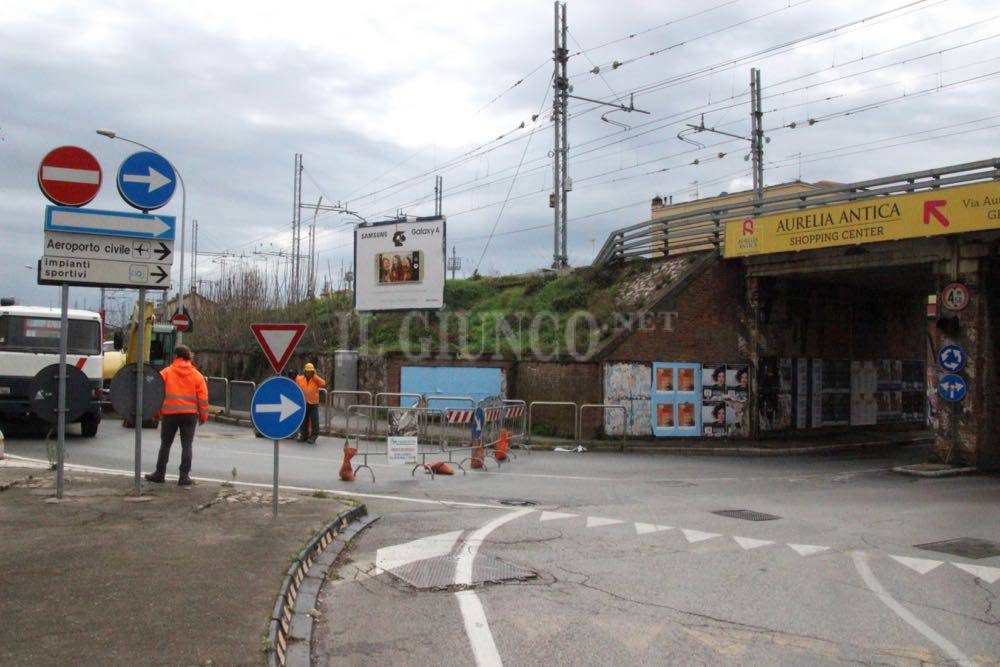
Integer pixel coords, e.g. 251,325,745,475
81,414,100,438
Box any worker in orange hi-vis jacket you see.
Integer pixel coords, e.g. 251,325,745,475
145,345,209,486
295,363,326,443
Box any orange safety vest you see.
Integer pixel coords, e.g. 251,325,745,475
160,359,209,419
295,373,326,405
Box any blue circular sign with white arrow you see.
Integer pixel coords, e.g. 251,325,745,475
471,406,485,440
251,376,306,440
116,151,177,211
937,344,967,373
937,374,967,403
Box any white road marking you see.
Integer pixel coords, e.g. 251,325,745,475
951,562,1000,584
585,516,624,528
634,523,671,535
374,530,462,575
733,536,774,550
788,543,829,556
852,551,975,667
454,508,534,667
889,555,944,575
539,511,577,521
681,529,720,543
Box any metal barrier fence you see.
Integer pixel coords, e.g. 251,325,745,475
343,404,496,480
527,401,579,443
578,404,628,446
323,390,373,431
425,395,476,411
374,392,423,408
206,377,228,414
228,381,256,416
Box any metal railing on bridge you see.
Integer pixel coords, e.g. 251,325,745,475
593,157,1000,265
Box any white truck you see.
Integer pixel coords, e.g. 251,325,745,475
0,305,104,436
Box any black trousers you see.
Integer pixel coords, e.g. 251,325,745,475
156,413,198,476
300,404,320,441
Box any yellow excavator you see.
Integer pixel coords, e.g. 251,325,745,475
103,300,177,427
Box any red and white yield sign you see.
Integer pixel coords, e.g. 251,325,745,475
250,323,307,374
38,146,102,207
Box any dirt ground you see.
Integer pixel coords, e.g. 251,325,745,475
0,463,355,666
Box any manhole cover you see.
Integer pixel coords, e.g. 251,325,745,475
914,538,1000,560
712,509,781,522
388,554,537,590
498,499,537,506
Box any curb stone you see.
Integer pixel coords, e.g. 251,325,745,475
266,506,380,667
891,464,978,478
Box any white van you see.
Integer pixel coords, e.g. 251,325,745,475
0,305,104,436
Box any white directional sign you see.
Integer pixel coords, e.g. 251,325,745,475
37,256,171,289
44,205,175,240
43,231,172,264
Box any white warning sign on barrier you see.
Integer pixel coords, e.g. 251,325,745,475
387,436,418,465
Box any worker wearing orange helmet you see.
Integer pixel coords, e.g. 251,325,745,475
295,362,326,443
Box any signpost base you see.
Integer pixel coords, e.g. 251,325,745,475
272,439,279,519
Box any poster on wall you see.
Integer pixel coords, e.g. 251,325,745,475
702,365,726,400
702,401,727,436
354,217,446,312
700,362,751,437
602,363,651,437
651,362,701,437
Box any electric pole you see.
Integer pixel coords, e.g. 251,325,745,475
307,197,321,299
434,175,443,216
551,0,569,269
291,153,303,302
750,67,764,204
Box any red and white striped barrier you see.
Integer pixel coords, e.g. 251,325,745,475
446,409,474,424
504,405,525,418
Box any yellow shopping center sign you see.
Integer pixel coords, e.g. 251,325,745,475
724,181,1000,258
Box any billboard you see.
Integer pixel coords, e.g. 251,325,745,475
354,217,446,311
723,181,1000,258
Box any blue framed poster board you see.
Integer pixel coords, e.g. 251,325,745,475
651,362,702,437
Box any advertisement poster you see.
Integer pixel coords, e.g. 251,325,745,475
354,217,446,311
603,363,652,437
701,363,751,437
702,365,726,401
651,362,701,437
702,401,727,437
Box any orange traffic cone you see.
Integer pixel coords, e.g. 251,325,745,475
428,461,454,475
494,430,510,461
470,439,485,469
339,447,357,481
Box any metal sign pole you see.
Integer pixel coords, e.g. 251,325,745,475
134,288,145,496
272,438,279,518
56,283,69,499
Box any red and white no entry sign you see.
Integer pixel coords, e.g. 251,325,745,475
171,310,191,332
37,146,102,207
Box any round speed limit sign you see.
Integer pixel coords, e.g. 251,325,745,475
941,283,970,312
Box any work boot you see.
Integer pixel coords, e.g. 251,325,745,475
177,476,194,487
144,471,165,483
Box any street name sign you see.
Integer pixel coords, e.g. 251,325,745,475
117,151,177,211
250,323,307,374
45,205,175,240
38,146,102,207
724,181,1000,258
937,344,967,373
251,376,306,440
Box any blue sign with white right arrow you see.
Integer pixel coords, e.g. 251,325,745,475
937,344,967,373
251,376,306,439
937,374,967,403
117,151,177,211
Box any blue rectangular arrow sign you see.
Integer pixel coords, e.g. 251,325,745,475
44,205,176,240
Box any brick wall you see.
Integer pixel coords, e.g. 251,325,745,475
605,259,745,364
515,361,602,438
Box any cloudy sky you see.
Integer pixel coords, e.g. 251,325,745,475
2,0,996,310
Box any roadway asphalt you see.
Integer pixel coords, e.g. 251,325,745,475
5,420,999,666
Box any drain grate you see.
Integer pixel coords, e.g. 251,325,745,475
388,554,537,590
914,538,1000,560
712,509,781,522
498,499,537,507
